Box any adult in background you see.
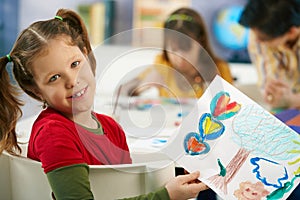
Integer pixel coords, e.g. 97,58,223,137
239,0,300,112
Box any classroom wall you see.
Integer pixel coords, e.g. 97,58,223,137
0,0,19,56
17,0,248,62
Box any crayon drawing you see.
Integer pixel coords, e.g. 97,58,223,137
208,104,299,195
162,75,300,199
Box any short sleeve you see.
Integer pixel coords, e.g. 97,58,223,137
32,121,86,173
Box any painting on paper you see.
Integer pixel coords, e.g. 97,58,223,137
163,75,300,200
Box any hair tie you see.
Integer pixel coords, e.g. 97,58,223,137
6,54,12,62
54,15,63,21
166,14,193,23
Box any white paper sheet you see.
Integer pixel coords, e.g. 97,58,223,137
162,75,300,200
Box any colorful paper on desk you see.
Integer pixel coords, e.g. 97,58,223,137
162,75,300,200
275,109,300,134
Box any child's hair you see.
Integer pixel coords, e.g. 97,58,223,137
162,7,222,64
0,8,96,156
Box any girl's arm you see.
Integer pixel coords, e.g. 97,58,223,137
47,164,206,200
121,171,207,200
46,164,94,200
48,164,169,200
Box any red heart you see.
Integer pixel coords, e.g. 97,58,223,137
187,137,206,152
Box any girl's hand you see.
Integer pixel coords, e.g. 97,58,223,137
165,171,208,200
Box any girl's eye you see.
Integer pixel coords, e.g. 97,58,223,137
49,74,60,82
71,61,80,68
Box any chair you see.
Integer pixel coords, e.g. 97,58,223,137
0,149,175,200
0,152,13,199
89,159,174,199
5,152,52,200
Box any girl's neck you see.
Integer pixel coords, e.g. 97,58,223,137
70,110,98,129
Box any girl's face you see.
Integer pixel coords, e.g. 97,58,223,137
31,37,96,119
166,40,200,77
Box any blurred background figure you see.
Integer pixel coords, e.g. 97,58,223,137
239,0,300,112
239,1,300,199
121,7,233,99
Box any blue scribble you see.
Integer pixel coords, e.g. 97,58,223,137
251,157,288,188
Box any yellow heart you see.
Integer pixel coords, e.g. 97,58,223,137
203,117,222,134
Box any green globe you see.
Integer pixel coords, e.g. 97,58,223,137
213,6,249,50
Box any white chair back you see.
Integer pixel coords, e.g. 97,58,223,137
0,153,13,199
7,152,52,200
89,160,174,199
0,151,175,200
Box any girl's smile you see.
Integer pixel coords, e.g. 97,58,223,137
31,36,96,121
69,86,88,100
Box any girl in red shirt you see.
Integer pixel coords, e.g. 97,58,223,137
0,8,207,199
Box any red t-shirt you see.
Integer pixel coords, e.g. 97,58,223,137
27,108,132,173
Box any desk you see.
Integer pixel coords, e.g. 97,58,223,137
275,109,300,134
93,95,196,150
17,95,196,163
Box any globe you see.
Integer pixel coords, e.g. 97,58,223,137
213,6,249,50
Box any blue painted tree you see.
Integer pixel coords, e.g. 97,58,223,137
209,104,300,194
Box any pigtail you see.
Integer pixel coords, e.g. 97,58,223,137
0,55,23,156
0,8,98,156
56,9,96,74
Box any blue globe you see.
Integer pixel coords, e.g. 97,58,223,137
213,6,249,50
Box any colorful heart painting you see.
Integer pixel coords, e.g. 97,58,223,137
199,113,225,140
183,91,241,156
210,91,241,120
184,132,210,155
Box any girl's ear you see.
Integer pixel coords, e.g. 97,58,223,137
31,87,44,101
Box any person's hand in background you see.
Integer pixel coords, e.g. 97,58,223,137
263,78,294,109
